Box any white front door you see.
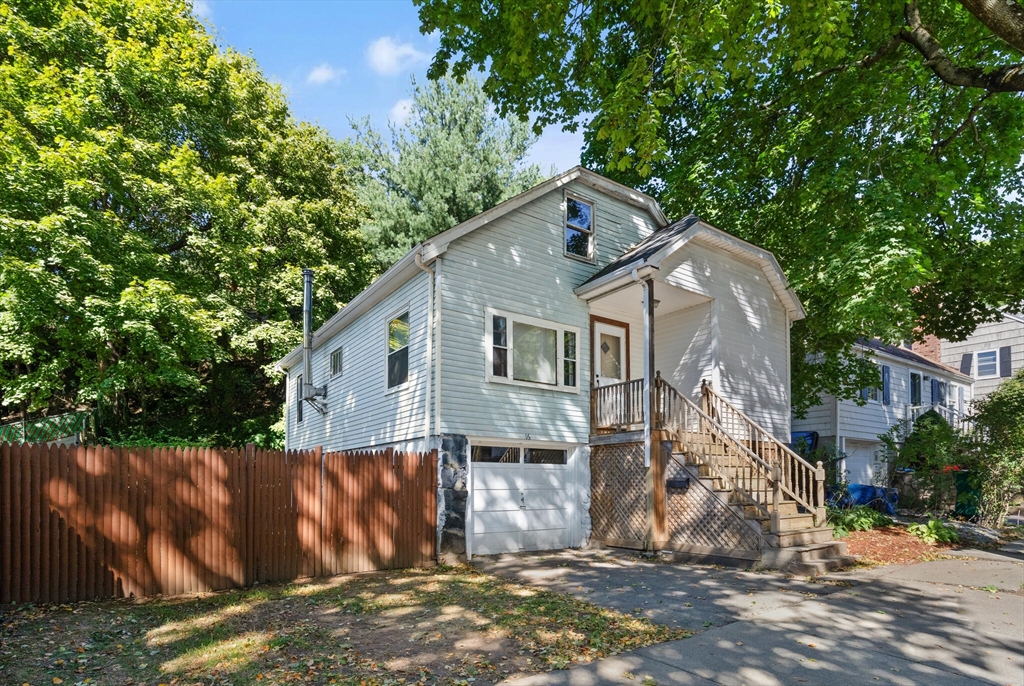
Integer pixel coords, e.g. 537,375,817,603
470,445,571,556
593,322,627,386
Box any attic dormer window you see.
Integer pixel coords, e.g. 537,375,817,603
565,196,594,261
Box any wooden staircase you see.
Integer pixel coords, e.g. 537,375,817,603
657,376,857,575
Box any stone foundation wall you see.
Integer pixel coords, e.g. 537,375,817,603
437,434,468,563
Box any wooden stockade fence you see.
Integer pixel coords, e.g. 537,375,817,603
0,443,437,606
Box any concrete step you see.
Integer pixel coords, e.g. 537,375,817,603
763,526,836,548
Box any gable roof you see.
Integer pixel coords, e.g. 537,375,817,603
574,215,806,321
276,167,667,371
858,338,973,382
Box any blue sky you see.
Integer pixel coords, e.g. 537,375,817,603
193,0,584,173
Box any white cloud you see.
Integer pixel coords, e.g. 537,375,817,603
192,0,212,19
306,63,345,85
366,37,428,75
389,98,414,125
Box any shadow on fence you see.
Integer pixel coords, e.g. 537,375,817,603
0,443,437,605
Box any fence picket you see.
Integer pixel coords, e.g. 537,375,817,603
0,443,436,604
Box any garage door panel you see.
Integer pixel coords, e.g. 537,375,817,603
522,489,566,510
474,467,521,490
474,510,524,534
521,466,568,489
474,531,522,556
523,507,567,531
472,488,521,511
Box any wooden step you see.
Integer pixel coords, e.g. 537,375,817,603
763,526,836,548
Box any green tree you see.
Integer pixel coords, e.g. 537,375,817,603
416,0,1024,413
349,75,545,268
972,369,1024,525
0,0,372,445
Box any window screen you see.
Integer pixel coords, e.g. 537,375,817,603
512,321,557,385
330,347,343,376
565,197,593,259
492,314,508,378
977,350,998,377
388,313,409,388
563,331,577,387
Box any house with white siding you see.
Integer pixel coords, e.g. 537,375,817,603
277,167,849,572
938,311,1022,402
792,340,973,486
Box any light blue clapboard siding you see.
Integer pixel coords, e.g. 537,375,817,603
286,271,430,452
791,395,835,441
661,240,792,438
438,181,657,443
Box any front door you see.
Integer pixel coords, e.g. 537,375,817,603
593,321,627,386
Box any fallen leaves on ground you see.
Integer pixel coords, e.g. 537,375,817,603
0,565,692,685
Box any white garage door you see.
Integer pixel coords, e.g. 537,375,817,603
471,445,571,556
844,440,886,486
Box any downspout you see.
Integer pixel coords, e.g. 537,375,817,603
415,252,434,448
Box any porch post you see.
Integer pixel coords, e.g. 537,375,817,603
642,278,655,467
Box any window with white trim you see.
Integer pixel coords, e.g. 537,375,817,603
330,347,343,377
387,312,410,389
564,196,594,261
976,349,998,378
486,309,580,393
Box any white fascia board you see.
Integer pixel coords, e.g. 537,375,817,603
643,222,807,321
857,345,974,385
573,264,660,300
276,247,425,372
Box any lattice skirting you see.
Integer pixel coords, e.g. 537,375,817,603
665,460,762,552
590,442,647,546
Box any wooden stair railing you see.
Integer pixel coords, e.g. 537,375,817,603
654,375,777,521
699,380,826,526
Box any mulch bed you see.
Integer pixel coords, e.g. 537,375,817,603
844,526,957,564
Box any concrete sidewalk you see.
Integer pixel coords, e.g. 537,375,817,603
477,547,1024,686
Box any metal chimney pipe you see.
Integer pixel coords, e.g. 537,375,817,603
302,268,315,399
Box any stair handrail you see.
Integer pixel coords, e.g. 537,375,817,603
699,381,824,521
655,375,777,518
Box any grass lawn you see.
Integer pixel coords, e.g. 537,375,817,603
0,565,691,685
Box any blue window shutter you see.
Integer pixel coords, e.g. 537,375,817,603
999,346,1012,377
959,353,973,375
882,365,891,405
930,377,939,403
860,387,869,401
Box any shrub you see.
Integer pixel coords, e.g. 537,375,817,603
908,520,960,544
827,505,893,538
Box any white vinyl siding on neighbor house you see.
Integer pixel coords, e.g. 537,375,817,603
659,240,792,438
942,316,1023,401
790,394,836,443
438,181,658,443
286,271,431,452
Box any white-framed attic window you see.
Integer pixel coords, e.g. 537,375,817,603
486,308,580,393
564,194,595,262
975,349,998,378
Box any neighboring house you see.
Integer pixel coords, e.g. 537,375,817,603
792,340,973,486
278,167,837,569
930,311,1023,402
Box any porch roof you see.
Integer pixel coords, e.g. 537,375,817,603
575,215,806,321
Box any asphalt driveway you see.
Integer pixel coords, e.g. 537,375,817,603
474,545,1024,686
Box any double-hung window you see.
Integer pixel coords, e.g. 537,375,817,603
910,372,922,406
565,196,594,261
486,309,579,392
387,312,410,389
296,374,304,423
976,350,998,378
